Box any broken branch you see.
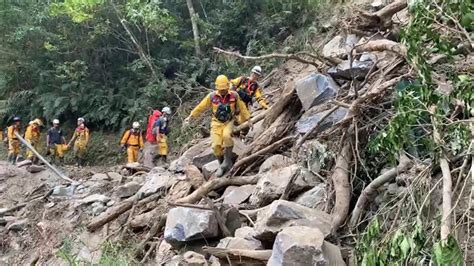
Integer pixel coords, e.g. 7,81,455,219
331,138,353,232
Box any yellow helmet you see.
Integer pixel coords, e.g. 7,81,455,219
33,118,43,126
215,75,229,91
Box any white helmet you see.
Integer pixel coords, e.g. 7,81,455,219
53,119,60,124
78,117,85,123
132,121,140,129
251,66,263,76
162,107,171,115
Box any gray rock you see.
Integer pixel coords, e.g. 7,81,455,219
294,184,328,211
6,218,28,231
16,159,32,168
296,74,339,111
156,240,175,265
52,185,75,197
249,165,318,207
26,165,46,173
296,107,348,134
259,154,295,174
182,251,208,266
254,200,333,241
137,171,175,198
328,60,374,80
185,165,205,189
106,200,115,207
202,160,220,180
267,226,326,266
217,237,263,250
235,226,257,239
132,174,146,184
91,202,107,216
222,185,256,205
192,137,248,169
322,34,360,59
78,194,110,205
224,207,242,235
113,181,141,198
322,241,346,265
392,8,410,26
164,207,219,246
107,172,123,183
89,173,109,181
371,0,384,10
359,52,377,63
169,138,212,172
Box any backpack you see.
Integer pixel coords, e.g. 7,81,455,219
211,92,236,123
152,117,169,136
146,110,162,142
235,77,258,105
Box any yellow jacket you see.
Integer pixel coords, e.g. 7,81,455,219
230,76,268,109
72,127,90,146
25,124,41,144
7,125,20,141
121,129,144,148
190,91,250,123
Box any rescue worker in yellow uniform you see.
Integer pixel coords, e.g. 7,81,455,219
24,118,43,163
7,116,22,164
46,119,68,165
230,66,268,125
68,117,90,167
120,122,144,163
154,107,172,164
184,75,250,177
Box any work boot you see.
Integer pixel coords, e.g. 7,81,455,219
7,155,13,164
216,148,233,177
75,157,80,167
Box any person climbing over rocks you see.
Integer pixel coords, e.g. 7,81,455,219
230,65,269,124
120,121,144,164
153,107,172,164
67,117,90,167
184,75,250,177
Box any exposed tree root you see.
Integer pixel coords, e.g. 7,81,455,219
331,138,353,232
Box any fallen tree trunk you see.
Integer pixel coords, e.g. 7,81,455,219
203,246,272,261
356,39,407,58
331,139,353,232
349,153,411,228
233,110,268,133
357,0,407,29
262,82,296,128
175,175,260,204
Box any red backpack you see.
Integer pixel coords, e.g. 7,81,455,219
146,110,162,142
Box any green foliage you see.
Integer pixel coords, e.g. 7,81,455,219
433,236,463,266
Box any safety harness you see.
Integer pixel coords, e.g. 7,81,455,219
125,129,142,147
235,77,259,105
211,92,237,123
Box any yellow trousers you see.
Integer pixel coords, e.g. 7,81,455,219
157,134,168,156
74,141,87,159
26,141,40,159
50,144,67,159
8,140,20,156
127,146,140,163
211,120,234,157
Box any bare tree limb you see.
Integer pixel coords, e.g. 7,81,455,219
356,39,407,58
349,153,412,228
331,138,353,232
293,106,339,151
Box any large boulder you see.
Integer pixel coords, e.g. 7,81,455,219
113,181,141,198
222,185,256,205
295,74,339,111
185,165,205,189
217,237,263,250
322,241,346,265
169,138,211,172
254,200,333,242
137,170,175,198
296,107,348,134
202,160,220,180
322,34,360,59
192,137,248,169
249,165,318,207
258,155,295,174
328,60,374,80
267,226,326,266
294,184,328,211
164,207,219,246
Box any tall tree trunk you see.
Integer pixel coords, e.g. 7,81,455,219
186,0,202,57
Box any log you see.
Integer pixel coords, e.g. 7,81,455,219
233,110,268,133
358,0,407,25
294,106,339,151
175,175,260,204
331,139,353,232
0,203,27,216
356,39,407,58
203,246,272,261
349,153,411,227
14,132,73,183
87,197,135,232
135,215,166,256
262,82,296,128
